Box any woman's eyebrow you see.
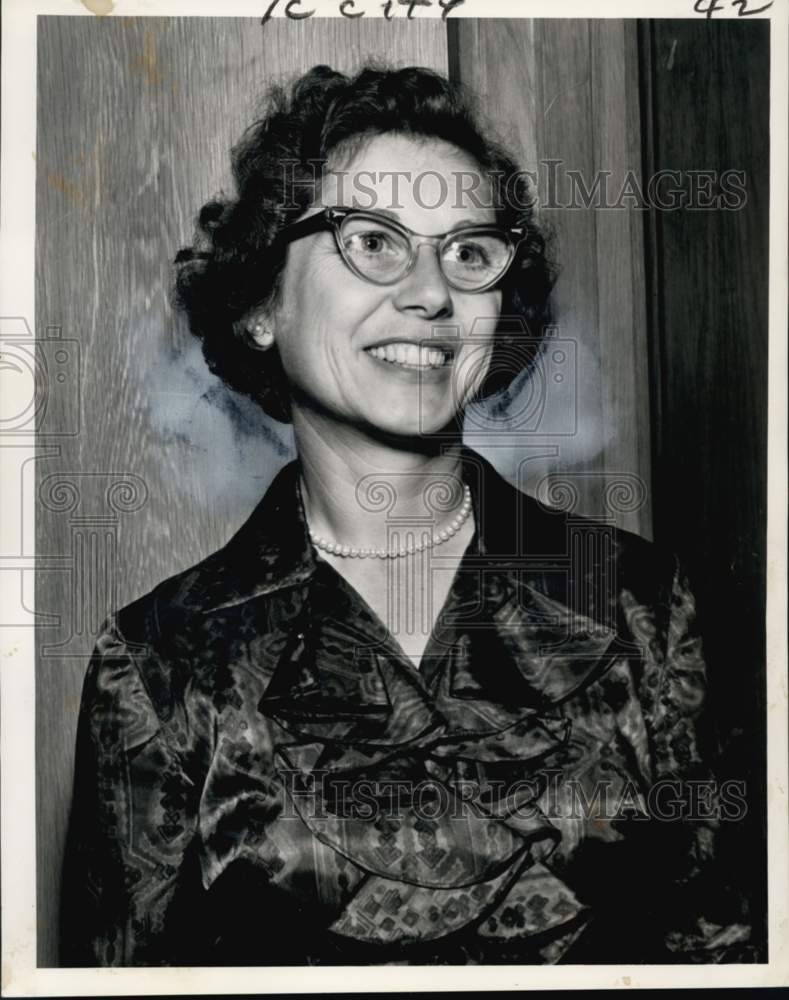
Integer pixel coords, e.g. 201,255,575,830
350,205,497,231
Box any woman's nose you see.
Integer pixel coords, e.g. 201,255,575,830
391,244,453,319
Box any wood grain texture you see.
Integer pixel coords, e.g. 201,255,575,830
642,19,769,952
35,16,447,966
453,19,652,538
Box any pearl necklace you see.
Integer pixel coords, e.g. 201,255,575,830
308,484,473,559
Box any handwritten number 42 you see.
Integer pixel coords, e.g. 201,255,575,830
693,0,773,16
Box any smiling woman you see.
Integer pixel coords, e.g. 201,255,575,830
59,63,753,967
171,66,551,429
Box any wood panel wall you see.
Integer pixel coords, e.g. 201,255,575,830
453,19,652,539
639,19,769,954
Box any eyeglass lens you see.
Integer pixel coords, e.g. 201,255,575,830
339,215,511,291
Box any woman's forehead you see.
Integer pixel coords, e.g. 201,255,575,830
317,132,497,227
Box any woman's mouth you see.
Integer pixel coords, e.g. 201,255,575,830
365,342,454,370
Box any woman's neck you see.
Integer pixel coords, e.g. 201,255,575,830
292,411,468,552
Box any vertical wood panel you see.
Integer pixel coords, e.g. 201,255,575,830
453,19,652,538
642,19,768,953
591,21,652,532
36,16,447,965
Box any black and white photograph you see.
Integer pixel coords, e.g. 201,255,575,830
1,0,787,993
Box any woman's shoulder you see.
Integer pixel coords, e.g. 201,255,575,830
85,462,306,721
80,542,272,742
96,549,228,658
470,448,682,603
111,459,307,643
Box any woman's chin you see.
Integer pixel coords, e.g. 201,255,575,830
360,406,464,444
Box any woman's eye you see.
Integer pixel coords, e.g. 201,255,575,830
449,242,489,267
346,231,397,255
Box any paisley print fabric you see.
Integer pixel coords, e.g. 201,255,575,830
60,447,752,966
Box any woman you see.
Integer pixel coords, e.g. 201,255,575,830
61,64,750,966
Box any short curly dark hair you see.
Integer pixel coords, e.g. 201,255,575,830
173,63,556,423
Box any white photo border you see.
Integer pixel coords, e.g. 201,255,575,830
1,0,786,993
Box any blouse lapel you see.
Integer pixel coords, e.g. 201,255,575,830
256,447,624,759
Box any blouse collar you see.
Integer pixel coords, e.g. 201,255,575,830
169,444,547,616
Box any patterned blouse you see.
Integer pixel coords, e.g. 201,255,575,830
61,447,751,966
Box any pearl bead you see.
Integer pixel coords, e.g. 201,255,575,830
307,484,472,559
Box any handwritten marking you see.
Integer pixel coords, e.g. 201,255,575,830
261,0,465,24
693,0,773,15
730,0,774,13
261,0,314,23
666,38,677,70
400,0,431,16
438,0,465,14
693,0,725,15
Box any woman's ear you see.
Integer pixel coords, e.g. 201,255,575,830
245,312,275,351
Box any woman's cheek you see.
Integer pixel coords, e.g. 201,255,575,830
463,344,493,407
456,325,496,406
456,346,494,409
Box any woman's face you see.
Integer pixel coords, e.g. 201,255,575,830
267,133,502,439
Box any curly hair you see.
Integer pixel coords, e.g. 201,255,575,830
173,63,557,423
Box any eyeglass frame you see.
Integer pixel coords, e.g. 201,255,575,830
273,206,526,293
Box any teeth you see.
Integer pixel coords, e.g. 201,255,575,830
367,343,451,368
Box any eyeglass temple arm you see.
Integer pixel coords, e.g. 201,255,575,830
275,208,334,244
